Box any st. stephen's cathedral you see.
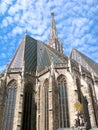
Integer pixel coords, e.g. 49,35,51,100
0,13,98,130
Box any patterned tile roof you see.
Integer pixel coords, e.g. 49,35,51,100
9,35,67,74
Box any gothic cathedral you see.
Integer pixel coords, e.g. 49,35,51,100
0,13,98,130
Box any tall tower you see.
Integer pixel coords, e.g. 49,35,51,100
47,13,64,54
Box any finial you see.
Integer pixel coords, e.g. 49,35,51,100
51,12,54,16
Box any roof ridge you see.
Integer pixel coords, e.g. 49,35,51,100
74,48,98,65
8,36,26,69
44,44,66,63
71,48,98,75
45,44,68,60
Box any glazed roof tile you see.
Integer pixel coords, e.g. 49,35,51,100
9,35,67,74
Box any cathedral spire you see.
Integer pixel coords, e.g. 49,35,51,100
48,13,64,54
50,12,58,39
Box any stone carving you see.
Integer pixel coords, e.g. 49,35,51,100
74,111,87,129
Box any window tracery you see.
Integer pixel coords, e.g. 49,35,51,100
2,80,17,130
22,83,33,130
44,79,49,130
57,75,69,128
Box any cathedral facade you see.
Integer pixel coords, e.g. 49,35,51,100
0,13,98,130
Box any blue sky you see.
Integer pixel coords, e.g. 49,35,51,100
0,0,98,73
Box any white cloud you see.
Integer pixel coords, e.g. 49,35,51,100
8,6,18,16
86,0,94,5
0,2,8,14
0,0,98,71
1,16,13,28
14,13,20,22
81,34,96,44
1,19,8,27
12,26,24,35
1,53,6,58
7,16,13,24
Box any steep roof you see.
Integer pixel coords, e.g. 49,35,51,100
9,35,67,74
70,48,98,75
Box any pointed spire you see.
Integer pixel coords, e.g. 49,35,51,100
50,12,58,39
48,13,64,54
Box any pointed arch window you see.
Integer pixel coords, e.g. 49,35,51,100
2,80,17,130
57,75,69,128
44,79,49,130
22,83,33,130
22,83,36,130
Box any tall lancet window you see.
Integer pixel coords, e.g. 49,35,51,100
57,75,69,128
22,83,34,130
44,79,49,130
76,78,82,103
2,80,17,130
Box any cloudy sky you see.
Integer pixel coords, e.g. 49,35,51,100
0,0,98,72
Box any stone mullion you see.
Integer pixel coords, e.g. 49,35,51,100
28,93,31,130
36,91,38,130
91,74,98,103
55,85,59,129
93,81,98,126
46,90,49,130
63,84,66,127
86,87,97,128
39,86,42,130
63,83,67,127
0,80,6,130
45,92,46,129
58,86,60,128
13,76,24,130
40,85,44,130
48,76,54,130
52,79,59,130
9,88,14,130
81,76,97,128
66,73,76,127
36,84,40,130
61,86,64,127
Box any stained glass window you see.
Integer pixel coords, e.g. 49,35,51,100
2,80,17,130
44,79,49,130
57,75,69,128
